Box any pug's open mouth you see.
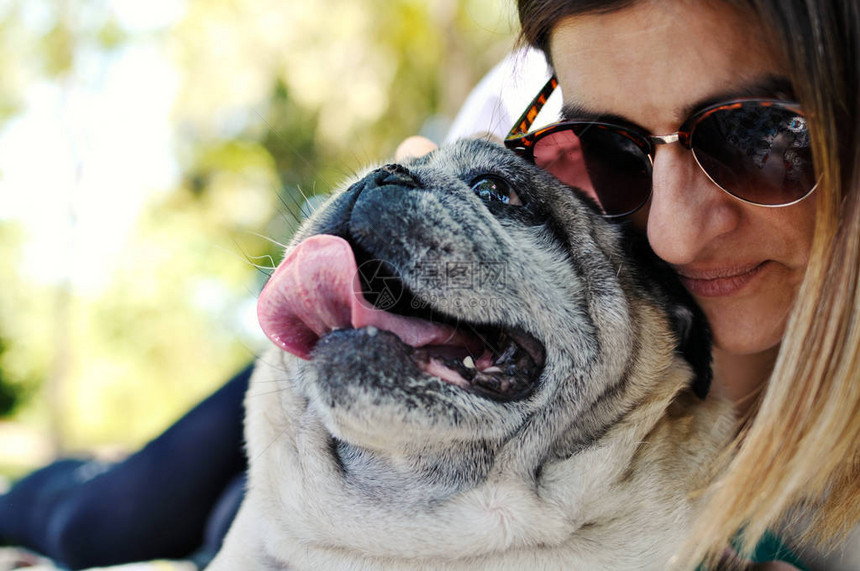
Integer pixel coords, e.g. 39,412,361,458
257,234,545,401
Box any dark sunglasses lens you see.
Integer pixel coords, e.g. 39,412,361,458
532,125,652,216
692,105,815,205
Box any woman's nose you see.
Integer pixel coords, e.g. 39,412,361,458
646,145,741,266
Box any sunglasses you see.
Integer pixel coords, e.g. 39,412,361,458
504,76,817,217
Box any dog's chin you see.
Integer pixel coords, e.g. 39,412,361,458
298,326,544,450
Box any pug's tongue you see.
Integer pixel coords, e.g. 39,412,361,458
257,234,474,360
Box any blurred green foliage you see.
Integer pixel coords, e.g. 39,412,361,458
0,222,44,415
0,0,516,464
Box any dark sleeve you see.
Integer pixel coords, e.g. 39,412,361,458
0,364,252,570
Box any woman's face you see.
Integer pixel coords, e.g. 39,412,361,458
550,1,816,357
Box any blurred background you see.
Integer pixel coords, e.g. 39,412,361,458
0,0,517,480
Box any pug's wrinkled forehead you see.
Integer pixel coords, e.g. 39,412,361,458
399,138,609,230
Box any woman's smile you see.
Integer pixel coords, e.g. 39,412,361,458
676,261,767,298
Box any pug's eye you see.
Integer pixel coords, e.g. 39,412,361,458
469,175,522,206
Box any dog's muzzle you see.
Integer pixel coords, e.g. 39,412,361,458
256,234,545,401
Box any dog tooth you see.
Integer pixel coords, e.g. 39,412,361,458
463,356,476,369
366,326,378,337
481,366,503,374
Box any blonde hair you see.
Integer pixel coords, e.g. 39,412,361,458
684,0,860,565
517,0,860,564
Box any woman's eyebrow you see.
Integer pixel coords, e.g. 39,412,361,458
559,74,795,128
560,102,629,125
684,74,795,115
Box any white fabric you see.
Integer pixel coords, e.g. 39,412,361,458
444,48,561,143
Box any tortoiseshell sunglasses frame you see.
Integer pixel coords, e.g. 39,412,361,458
503,75,816,213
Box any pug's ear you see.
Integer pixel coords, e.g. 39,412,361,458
622,229,712,400
667,303,712,400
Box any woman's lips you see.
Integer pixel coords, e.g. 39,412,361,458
676,262,768,298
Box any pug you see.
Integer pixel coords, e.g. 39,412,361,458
208,138,733,570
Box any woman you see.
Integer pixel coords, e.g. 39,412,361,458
400,0,859,566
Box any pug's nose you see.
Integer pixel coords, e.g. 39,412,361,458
373,163,418,189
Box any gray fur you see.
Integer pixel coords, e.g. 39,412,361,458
210,139,733,570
